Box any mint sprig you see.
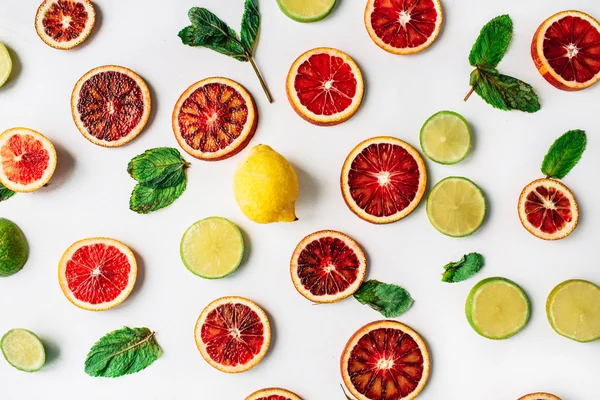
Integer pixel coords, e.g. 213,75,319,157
0,183,15,202
354,280,414,318
442,253,484,283
542,130,587,179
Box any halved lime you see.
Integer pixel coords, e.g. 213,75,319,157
546,279,600,342
180,217,244,279
420,111,471,164
276,0,336,23
1,329,45,372
0,43,12,88
426,176,486,237
466,277,530,340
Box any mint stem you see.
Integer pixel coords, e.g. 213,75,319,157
464,86,475,102
249,56,273,103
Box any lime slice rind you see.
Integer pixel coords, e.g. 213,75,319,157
276,0,336,23
0,43,12,88
1,329,45,372
420,110,471,165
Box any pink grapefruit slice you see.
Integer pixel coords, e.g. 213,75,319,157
519,393,561,400
246,388,302,400
35,0,96,50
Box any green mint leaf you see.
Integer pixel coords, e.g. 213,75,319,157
354,280,414,318
0,183,15,202
127,148,189,188
541,130,587,179
442,253,484,283
470,67,540,113
85,327,161,378
469,15,513,68
240,0,260,54
130,178,186,214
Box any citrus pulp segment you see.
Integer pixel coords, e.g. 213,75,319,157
71,65,151,147
35,0,96,50
286,48,364,126
341,320,430,400
519,393,562,400
246,388,302,400
531,10,600,91
58,238,137,311
518,178,579,240
0,128,57,193
465,277,530,340
173,77,258,161
546,280,600,342
426,176,486,237
276,0,336,23
365,0,443,55
195,296,271,373
290,230,367,303
0,42,12,87
420,111,471,165
341,137,427,224
1,329,45,372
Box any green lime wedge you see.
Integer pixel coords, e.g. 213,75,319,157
420,111,471,164
180,217,244,279
466,277,530,340
1,329,45,372
276,0,336,23
0,43,12,88
547,279,600,342
426,176,486,237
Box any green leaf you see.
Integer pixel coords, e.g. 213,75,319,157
541,130,587,179
130,178,186,214
127,148,189,188
442,253,484,283
470,67,540,113
240,0,260,54
85,327,161,378
469,15,513,68
0,183,15,202
354,280,414,318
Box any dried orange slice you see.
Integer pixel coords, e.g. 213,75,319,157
246,388,302,400
519,393,561,400
35,0,96,50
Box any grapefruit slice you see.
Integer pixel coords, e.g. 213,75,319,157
365,0,443,55
286,48,364,126
341,320,430,400
71,65,151,147
195,296,271,373
0,128,57,193
290,230,367,303
341,137,427,224
532,10,600,91
518,178,579,240
519,393,561,400
58,238,137,311
246,388,302,400
173,77,257,161
35,0,96,50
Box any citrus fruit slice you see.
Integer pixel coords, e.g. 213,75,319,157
427,176,486,237
0,128,57,193
71,65,151,147
286,47,364,126
35,0,96,50
465,277,530,340
58,238,137,311
341,137,427,224
290,230,367,303
365,0,443,55
420,111,471,165
341,320,430,400
246,388,302,400
546,279,600,342
531,10,600,91
195,296,271,373
0,218,28,277
0,42,12,87
180,217,244,279
518,178,579,241
519,393,561,400
173,77,258,161
276,0,336,23
1,329,45,372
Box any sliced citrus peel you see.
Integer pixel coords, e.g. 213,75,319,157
519,393,562,400
35,0,96,50
246,388,302,400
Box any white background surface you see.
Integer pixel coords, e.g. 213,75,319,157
1,0,600,399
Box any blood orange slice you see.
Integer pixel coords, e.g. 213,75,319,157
290,230,367,304
0,128,57,193
71,65,151,147
365,0,443,55
195,296,271,373
519,393,561,400
35,0,96,50
58,238,137,311
246,388,302,400
173,77,257,161
286,48,364,126
341,137,427,224
341,320,430,400
518,178,579,240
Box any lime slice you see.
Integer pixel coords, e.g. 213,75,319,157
420,111,471,164
466,277,530,340
276,0,336,23
180,217,244,279
0,43,12,88
426,176,486,237
546,279,600,342
1,329,45,372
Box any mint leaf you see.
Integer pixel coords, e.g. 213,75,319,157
470,67,540,113
240,0,260,53
469,15,512,68
354,280,414,318
442,253,484,283
0,183,15,202
85,327,161,378
130,178,186,214
127,148,189,188
541,130,587,179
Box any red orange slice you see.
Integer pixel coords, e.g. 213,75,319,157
35,0,96,50
519,393,561,400
246,388,302,400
